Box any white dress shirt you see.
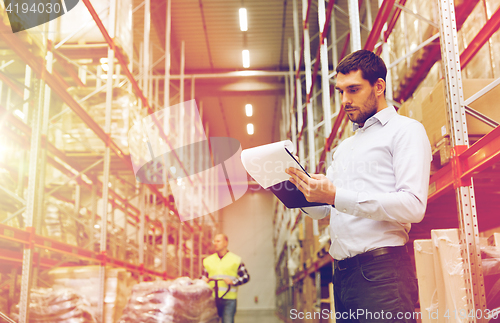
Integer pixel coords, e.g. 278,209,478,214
303,107,432,260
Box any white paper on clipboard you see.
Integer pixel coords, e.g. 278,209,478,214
240,140,302,189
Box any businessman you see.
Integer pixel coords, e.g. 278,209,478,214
286,49,431,322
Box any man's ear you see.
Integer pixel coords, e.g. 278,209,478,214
375,78,386,97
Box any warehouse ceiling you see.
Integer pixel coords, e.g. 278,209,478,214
133,0,377,150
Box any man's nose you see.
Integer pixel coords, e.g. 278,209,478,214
342,93,351,106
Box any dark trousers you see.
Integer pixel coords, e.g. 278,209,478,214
216,299,237,323
333,252,419,323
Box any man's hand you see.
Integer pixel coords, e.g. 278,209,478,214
202,277,209,283
223,278,234,286
285,167,336,204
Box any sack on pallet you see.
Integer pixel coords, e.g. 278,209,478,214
10,288,97,323
118,277,218,323
47,266,136,323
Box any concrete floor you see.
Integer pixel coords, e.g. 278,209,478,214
234,309,284,323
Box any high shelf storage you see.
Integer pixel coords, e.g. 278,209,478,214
274,0,500,322
0,0,219,322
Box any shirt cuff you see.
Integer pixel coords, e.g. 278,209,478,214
300,205,329,219
334,188,358,215
232,278,239,286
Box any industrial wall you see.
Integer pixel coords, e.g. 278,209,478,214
221,189,276,311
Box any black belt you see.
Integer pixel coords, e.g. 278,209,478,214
335,245,407,271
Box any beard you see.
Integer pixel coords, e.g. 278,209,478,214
344,89,378,125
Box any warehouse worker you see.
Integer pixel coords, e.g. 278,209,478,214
202,233,250,323
286,49,431,323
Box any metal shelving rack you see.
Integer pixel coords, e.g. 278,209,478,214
0,0,218,321
275,0,500,321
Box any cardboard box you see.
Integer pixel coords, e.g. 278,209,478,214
397,98,411,118
422,79,500,148
414,239,439,323
487,232,500,247
407,87,433,123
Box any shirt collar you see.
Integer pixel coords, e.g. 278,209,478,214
352,106,397,131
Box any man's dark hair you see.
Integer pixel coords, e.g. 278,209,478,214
336,49,387,86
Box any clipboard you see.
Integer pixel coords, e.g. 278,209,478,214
240,140,329,209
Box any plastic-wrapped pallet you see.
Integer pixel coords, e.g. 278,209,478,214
431,229,468,323
118,277,219,323
47,266,137,323
10,288,96,323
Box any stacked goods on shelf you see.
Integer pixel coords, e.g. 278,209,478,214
287,227,302,277
0,168,23,228
421,79,500,166
457,0,499,79
273,205,288,261
10,288,97,323
397,86,433,123
54,0,133,62
387,0,439,98
302,217,314,268
314,217,330,259
54,88,139,153
301,216,330,267
45,198,80,246
47,266,137,323
118,277,218,323
485,0,500,78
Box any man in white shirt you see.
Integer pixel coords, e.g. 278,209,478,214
286,49,431,323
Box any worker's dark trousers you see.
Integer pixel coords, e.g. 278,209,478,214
333,252,418,323
216,299,237,323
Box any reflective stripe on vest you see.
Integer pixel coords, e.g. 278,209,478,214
203,252,241,299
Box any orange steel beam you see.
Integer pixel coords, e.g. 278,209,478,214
364,0,396,51
0,224,172,279
376,0,406,56
460,6,500,69
316,0,395,170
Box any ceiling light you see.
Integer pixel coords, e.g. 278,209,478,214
247,123,254,135
242,50,250,68
239,8,248,31
245,104,253,117
13,109,25,119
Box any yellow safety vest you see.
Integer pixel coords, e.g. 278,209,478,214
203,252,241,299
